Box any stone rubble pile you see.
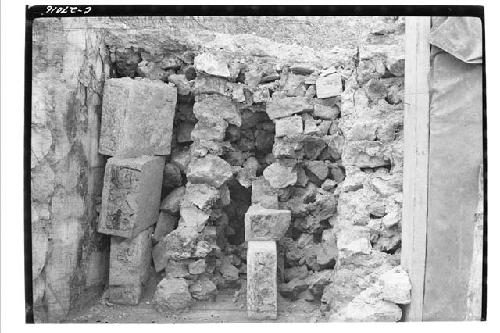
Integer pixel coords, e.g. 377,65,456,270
96,23,411,320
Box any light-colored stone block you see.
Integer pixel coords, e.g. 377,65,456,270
251,178,279,209
245,205,291,241
265,96,313,120
247,241,278,320
99,155,164,238
99,77,177,157
275,115,303,138
316,73,342,98
108,228,152,305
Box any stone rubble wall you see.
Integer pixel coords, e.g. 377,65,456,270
324,43,408,322
32,16,411,322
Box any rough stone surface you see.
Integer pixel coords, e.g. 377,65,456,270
245,205,291,241
160,186,185,214
275,115,304,138
379,266,411,304
183,183,220,211
99,77,177,157
108,228,152,305
99,155,164,238
32,16,406,323
154,277,193,312
251,178,279,209
179,204,210,231
188,259,207,275
189,276,217,301
152,224,217,271
31,18,109,322
194,52,231,78
266,96,313,120
191,118,228,142
313,104,340,119
304,160,329,181
193,94,241,126
263,162,298,189
329,291,402,322
187,155,233,188
247,241,278,320
316,73,342,98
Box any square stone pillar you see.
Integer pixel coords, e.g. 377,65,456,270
108,228,152,305
245,199,291,319
247,241,278,320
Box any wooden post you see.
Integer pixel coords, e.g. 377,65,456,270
401,16,430,322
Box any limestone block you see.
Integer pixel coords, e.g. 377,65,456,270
263,162,297,189
247,241,278,320
194,74,233,97
245,205,291,241
316,73,342,98
272,137,304,159
99,77,177,157
179,204,210,231
99,155,164,238
266,96,313,120
379,266,411,304
343,141,389,168
154,277,193,311
251,178,279,209
193,94,241,126
186,154,233,188
108,228,152,305
304,160,329,181
191,118,228,142
188,259,206,275
189,276,217,301
183,183,220,211
275,115,303,138
313,104,340,119
194,52,230,78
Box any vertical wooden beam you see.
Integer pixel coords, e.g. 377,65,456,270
401,16,430,322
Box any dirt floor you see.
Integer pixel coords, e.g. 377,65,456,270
67,276,326,323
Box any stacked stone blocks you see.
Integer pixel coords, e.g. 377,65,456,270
98,77,176,305
245,184,291,319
